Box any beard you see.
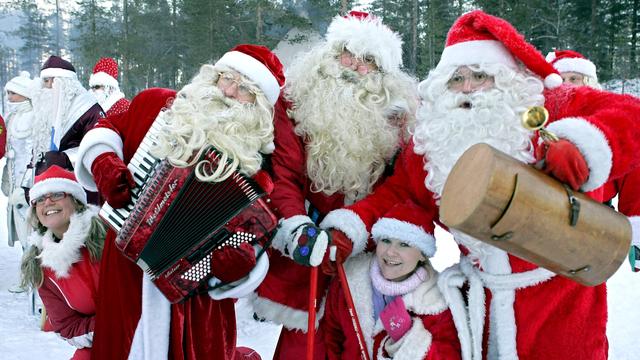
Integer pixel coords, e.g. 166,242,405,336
90,89,109,107
413,65,545,199
152,64,274,182
286,45,414,203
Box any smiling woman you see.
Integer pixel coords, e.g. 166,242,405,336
321,201,462,359
19,165,106,360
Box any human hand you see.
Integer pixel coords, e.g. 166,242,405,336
535,139,588,191
210,241,257,283
91,152,135,208
320,229,353,276
290,223,329,267
380,297,412,342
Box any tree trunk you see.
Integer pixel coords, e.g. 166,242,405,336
631,0,638,77
410,0,418,72
256,2,262,44
122,0,129,92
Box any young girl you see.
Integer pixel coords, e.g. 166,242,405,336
20,165,106,360
322,200,461,359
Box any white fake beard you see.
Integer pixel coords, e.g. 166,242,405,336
414,88,536,199
31,88,56,155
287,51,402,203
152,80,273,182
90,89,108,108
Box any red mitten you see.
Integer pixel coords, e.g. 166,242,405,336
210,241,256,283
91,152,135,208
535,139,589,191
380,297,412,342
320,229,353,276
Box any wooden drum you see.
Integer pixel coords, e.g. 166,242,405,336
440,143,631,286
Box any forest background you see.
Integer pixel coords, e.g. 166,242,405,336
0,0,638,97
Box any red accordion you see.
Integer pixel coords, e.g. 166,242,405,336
100,146,277,303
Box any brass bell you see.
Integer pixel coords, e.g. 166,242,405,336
521,106,558,142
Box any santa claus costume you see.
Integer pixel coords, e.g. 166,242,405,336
21,165,106,360
3,71,37,248
320,10,640,360
89,57,130,117
546,50,640,272
322,201,461,360
252,11,418,359
74,45,286,360
32,56,102,179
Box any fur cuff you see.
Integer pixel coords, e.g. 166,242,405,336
546,117,612,191
250,293,326,332
630,216,640,248
320,209,369,256
379,319,432,360
272,215,313,255
75,127,124,192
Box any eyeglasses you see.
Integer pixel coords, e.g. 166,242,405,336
217,72,256,103
31,192,67,206
447,69,492,91
90,85,105,90
339,49,379,72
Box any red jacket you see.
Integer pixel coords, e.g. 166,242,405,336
0,115,6,159
322,254,461,360
31,208,102,360
320,84,640,359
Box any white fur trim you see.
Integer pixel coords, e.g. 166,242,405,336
100,91,125,112
546,117,613,191
260,141,275,154
208,246,269,299
250,292,326,332
553,58,597,79
372,218,436,257
271,215,313,255
36,206,99,277
544,73,563,89
30,177,87,206
215,51,280,105
438,264,473,360
89,71,118,88
65,331,93,348
343,254,377,356
63,147,79,168
320,208,369,256
75,127,125,192
630,216,640,248
40,68,76,79
128,275,171,360
325,14,403,73
379,319,432,360
437,40,518,70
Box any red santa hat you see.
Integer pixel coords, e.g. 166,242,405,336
40,55,77,79
30,165,87,206
5,71,36,99
545,49,597,80
371,201,436,257
437,10,563,89
325,10,403,74
214,44,285,106
89,57,120,88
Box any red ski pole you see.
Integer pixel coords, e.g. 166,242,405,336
307,266,319,360
337,263,371,360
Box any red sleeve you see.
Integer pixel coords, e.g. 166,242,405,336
321,279,348,360
349,143,428,231
0,115,6,158
38,276,94,340
617,167,640,217
422,310,462,360
269,101,308,219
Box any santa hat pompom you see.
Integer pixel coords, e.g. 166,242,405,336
215,44,285,106
29,166,87,206
371,200,436,257
326,10,404,74
437,10,562,89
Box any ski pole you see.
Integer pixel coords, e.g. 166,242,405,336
336,255,371,360
307,266,319,360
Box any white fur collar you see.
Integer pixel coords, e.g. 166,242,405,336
29,205,99,278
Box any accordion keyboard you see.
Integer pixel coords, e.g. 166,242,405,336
99,117,166,231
